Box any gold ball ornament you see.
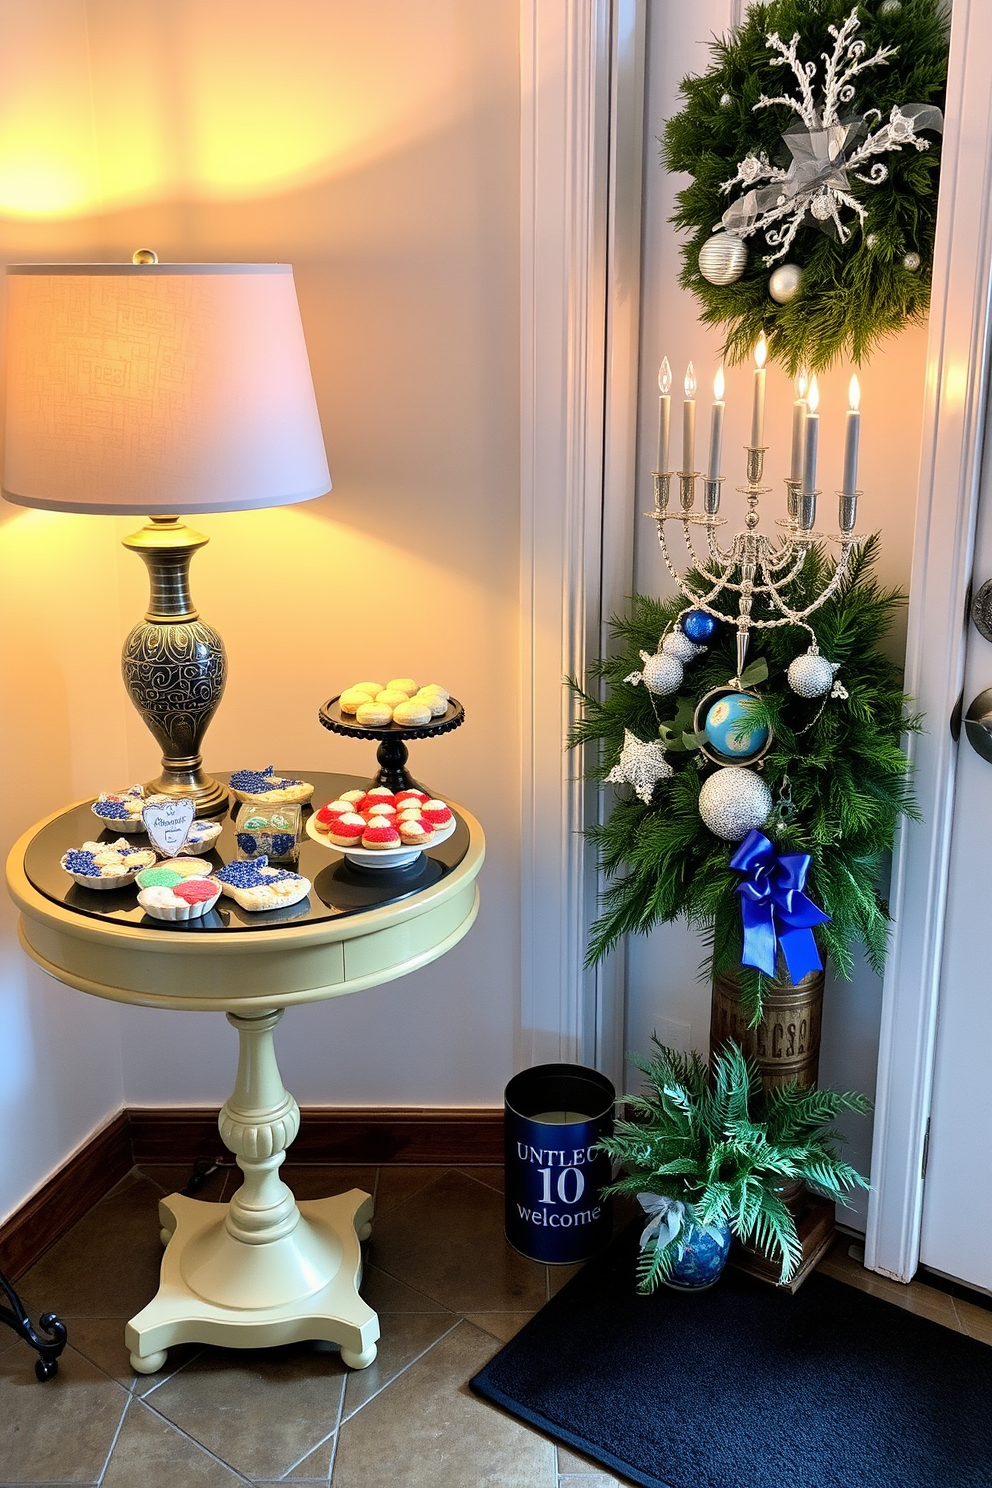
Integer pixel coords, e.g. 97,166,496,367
768,263,802,304
698,232,748,286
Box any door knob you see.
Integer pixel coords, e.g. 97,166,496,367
965,688,992,762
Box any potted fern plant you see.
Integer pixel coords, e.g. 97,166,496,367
598,1040,870,1292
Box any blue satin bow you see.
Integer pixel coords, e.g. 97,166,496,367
729,829,831,982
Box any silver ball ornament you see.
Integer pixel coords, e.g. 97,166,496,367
698,232,748,287
787,651,839,699
698,768,773,842
879,0,902,14
661,630,705,664
641,652,684,696
865,233,878,249
768,263,802,304
903,252,921,272
719,93,733,108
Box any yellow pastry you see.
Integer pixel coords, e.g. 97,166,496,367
375,688,410,709
387,677,419,696
339,687,373,714
392,699,433,726
356,700,393,726
417,683,449,700
352,681,385,696
415,690,449,717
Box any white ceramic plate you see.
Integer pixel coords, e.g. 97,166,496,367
305,812,456,869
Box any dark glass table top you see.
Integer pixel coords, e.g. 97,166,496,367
23,771,469,936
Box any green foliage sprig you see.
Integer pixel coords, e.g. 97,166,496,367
570,536,919,1016
662,0,948,374
599,1039,871,1289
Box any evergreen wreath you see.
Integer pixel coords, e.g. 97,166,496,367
662,0,948,375
570,536,919,1021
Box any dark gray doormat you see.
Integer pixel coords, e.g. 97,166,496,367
470,1224,992,1488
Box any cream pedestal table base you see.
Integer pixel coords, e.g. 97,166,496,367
6,783,484,1374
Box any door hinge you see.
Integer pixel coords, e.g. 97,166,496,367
921,1117,931,1180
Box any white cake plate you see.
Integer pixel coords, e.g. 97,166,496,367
305,812,456,869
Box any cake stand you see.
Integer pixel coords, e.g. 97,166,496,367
318,695,465,792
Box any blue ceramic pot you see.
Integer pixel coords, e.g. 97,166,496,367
662,1211,732,1291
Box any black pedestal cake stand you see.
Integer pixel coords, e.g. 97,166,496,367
318,696,465,792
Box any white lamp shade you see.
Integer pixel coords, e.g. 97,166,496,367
2,262,331,515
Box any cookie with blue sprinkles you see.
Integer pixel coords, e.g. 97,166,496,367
91,784,147,832
61,837,156,889
212,855,311,911
228,768,313,805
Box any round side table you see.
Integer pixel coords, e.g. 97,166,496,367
5,774,484,1374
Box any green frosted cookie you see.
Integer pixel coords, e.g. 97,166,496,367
137,866,184,889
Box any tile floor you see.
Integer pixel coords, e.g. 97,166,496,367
3,1164,991,1487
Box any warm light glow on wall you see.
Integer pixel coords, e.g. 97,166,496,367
0,0,469,219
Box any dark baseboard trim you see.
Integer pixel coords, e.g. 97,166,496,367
129,1106,505,1167
0,1105,504,1281
0,1111,132,1281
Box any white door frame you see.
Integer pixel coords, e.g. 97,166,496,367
518,0,646,1082
866,0,992,1281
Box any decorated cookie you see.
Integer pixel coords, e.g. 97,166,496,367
91,785,148,832
393,699,433,727
154,856,214,879
327,813,367,846
361,822,401,850
395,790,429,806
420,800,453,827
398,816,435,846
228,768,314,805
184,818,224,853
314,801,352,832
340,789,366,805
61,838,157,890
356,701,393,727
136,865,186,890
212,857,311,912
138,876,222,922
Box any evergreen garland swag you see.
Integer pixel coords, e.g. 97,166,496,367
570,537,919,1021
663,0,948,375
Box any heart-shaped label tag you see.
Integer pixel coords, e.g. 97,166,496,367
142,798,196,855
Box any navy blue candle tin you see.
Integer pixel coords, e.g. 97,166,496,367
504,1063,615,1264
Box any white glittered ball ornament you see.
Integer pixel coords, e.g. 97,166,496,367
768,263,802,304
661,630,705,664
698,232,748,286
698,768,773,842
903,252,921,271
641,652,684,696
787,651,840,699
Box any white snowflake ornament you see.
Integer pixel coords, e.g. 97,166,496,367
606,730,673,806
719,10,942,264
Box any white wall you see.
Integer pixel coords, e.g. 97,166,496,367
625,1,930,1229
0,0,521,1220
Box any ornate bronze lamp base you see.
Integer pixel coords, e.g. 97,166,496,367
121,516,228,815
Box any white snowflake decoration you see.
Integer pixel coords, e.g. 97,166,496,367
605,730,673,806
719,9,942,264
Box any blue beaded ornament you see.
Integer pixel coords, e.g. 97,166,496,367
682,609,720,645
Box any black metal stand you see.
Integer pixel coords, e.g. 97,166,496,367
317,696,466,792
0,1269,67,1380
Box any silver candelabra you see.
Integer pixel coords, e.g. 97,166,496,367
649,446,863,681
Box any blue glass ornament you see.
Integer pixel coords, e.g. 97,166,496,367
704,692,770,762
682,608,719,644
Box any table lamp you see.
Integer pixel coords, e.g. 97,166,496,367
1,253,331,814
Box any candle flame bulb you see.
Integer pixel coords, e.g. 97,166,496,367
796,368,809,399
754,333,768,369
713,364,725,400
659,357,672,395
684,362,696,398
849,373,861,410
807,375,820,414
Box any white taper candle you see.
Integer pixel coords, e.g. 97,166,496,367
750,334,767,448
708,365,725,480
682,362,696,473
802,376,820,497
657,357,672,472
843,374,861,495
